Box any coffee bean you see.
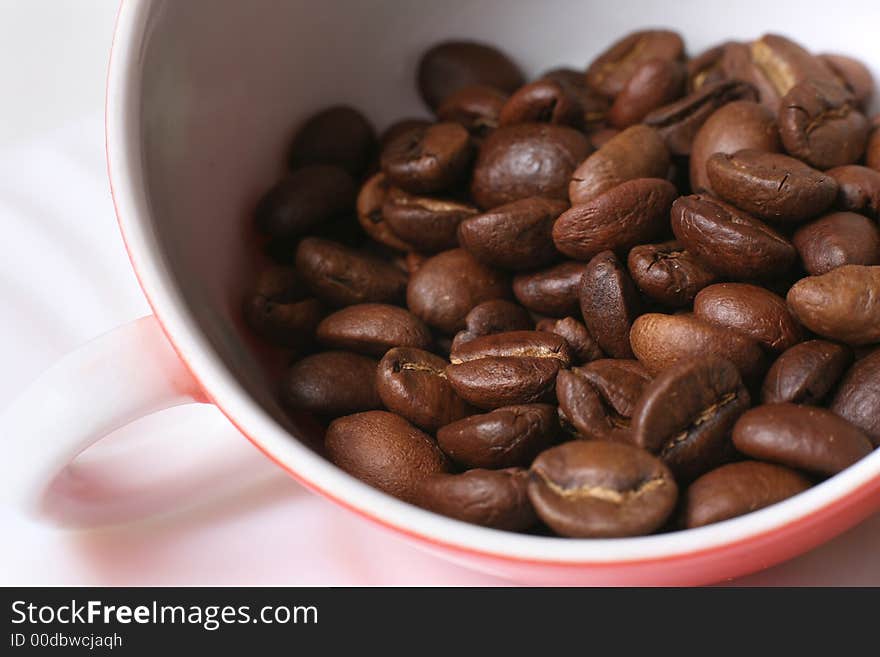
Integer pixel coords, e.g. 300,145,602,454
379,119,433,150
792,212,880,275
762,340,852,406
568,125,669,205
608,58,685,128
458,197,567,270
868,118,880,171
707,150,837,224
326,411,449,502
554,178,677,260
417,41,524,110
288,106,376,176
437,404,558,468
540,68,611,132
749,34,841,105
407,248,511,334
586,30,685,98
471,123,591,210
671,194,796,280
631,356,750,481
627,241,717,307
819,53,874,109
579,251,642,358
452,299,534,349
831,348,880,446
786,265,880,345
718,42,784,111
630,313,766,381
512,261,587,317
381,122,474,195
536,317,603,364
778,79,869,170
282,351,381,417
687,42,733,92
382,187,478,252
255,165,356,241
416,468,536,530
243,266,324,349
356,173,415,251
527,440,678,537
296,237,408,307
499,78,585,128
827,165,880,219
316,304,431,356
732,403,872,476
376,347,472,432
684,461,811,528
436,85,507,138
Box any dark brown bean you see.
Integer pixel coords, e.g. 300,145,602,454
627,241,717,307
540,68,611,132
762,340,853,405
819,53,874,110
382,187,478,253
586,30,685,98
608,58,685,128
316,304,431,356
381,122,474,195
288,106,376,176
379,119,433,150
243,266,324,349
792,212,880,275
452,299,534,350
356,173,414,251
513,262,586,317
282,351,381,417
827,165,880,219
868,117,880,171
831,348,880,446
536,317,603,364
579,251,642,358
499,78,584,128
436,84,508,137
749,34,841,104
687,42,733,92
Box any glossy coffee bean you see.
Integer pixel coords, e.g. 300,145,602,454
452,299,533,350
471,123,591,210
255,165,356,241
762,340,852,406
316,304,432,356
527,441,678,538
749,34,840,103
407,248,511,334
631,356,750,481
356,173,414,251
288,106,376,176
382,187,478,253
499,78,584,128
554,178,677,261
579,251,642,359
417,41,524,110
326,411,448,503
296,237,408,307
671,195,796,280
568,125,669,206
586,30,685,98
458,197,567,270
716,42,782,111
512,261,587,317
282,351,381,417
436,84,507,137
381,122,474,195
684,461,811,528
786,265,880,346
608,58,685,128
733,403,872,476
416,468,536,530
540,68,611,131
536,317,603,364
827,165,880,219
792,212,880,275
376,347,472,432
820,53,874,109
627,241,717,307
706,150,837,224
437,404,558,469
243,266,324,349
831,348,880,446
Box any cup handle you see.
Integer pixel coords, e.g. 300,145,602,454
0,314,239,528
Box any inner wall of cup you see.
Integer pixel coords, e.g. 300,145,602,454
138,0,880,432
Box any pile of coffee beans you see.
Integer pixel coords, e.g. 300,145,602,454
244,30,880,538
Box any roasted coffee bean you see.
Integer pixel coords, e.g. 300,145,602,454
296,237,408,307
379,119,433,150
255,165,357,241
706,150,837,224
684,461,811,529
579,359,652,419
733,403,872,476
718,42,784,111
762,340,853,405
627,241,717,307
243,266,324,349
792,212,880,275
416,468,535,530
452,299,533,350
326,411,448,502
827,165,880,219
787,265,880,345
748,34,841,104
512,261,587,317
407,248,511,334
458,197,567,270
382,187,478,253
868,117,880,171
356,173,415,251
288,106,376,176
778,79,869,170
608,58,685,128
435,85,507,137
819,53,874,109
316,304,432,356
831,348,880,446
568,125,669,205
631,313,766,381
687,42,733,92
471,123,591,210
689,100,780,194
586,30,685,98
643,79,758,156
282,351,381,417
693,283,802,352
527,441,678,538
540,68,611,131
417,41,525,110
579,251,642,358
376,347,472,432
380,122,474,195
536,317,603,364
499,78,584,128
446,331,570,409
671,195,796,280
631,356,750,481
437,404,558,469
554,178,677,260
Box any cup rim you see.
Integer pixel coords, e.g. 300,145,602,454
105,0,880,568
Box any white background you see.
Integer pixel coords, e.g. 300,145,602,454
0,0,878,585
